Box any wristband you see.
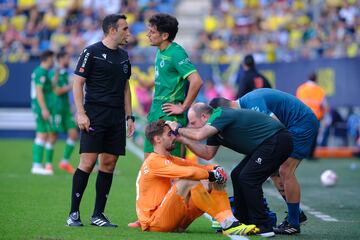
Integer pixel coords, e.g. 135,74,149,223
208,171,216,182
126,115,135,122
174,123,182,135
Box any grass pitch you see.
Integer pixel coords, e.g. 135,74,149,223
0,139,360,240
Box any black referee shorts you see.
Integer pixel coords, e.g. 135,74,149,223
80,104,126,156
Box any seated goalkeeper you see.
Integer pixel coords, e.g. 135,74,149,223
135,120,256,235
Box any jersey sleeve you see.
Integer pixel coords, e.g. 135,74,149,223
34,70,47,88
171,156,215,171
206,107,231,132
206,135,220,146
150,156,209,180
172,48,196,79
74,47,94,78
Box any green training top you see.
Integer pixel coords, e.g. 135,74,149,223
206,107,285,154
49,69,71,113
30,66,54,114
148,42,196,121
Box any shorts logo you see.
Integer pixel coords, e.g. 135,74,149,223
79,68,84,73
255,157,262,164
123,64,128,74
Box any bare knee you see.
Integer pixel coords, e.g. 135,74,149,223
176,180,199,198
279,158,299,179
78,153,98,173
99,154,118,173
68,129,78,141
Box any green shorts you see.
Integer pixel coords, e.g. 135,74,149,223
34,112,58,133
56,110,77,133
144,114,187,157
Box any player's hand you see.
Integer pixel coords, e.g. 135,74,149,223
77,112,90,132
165,120,182,135
127,119,135,137
162,103,184,115
208,167,228,184
41,108,50,120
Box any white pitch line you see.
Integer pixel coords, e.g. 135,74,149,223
263,188,339,222
126,140,249,240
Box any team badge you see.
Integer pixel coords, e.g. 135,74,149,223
160,59,165,68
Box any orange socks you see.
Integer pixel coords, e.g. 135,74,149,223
190,184,233,223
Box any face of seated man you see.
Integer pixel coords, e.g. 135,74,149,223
155,125,176,152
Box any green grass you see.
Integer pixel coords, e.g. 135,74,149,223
0,139,360,240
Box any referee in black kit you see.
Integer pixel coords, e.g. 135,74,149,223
66,14,135,227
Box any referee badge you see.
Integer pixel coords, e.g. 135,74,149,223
123,64,128,74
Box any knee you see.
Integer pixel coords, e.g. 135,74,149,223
79,158,96,173
176,179,198,191
100,160,116,172
69,130,78,141
279,164,294,179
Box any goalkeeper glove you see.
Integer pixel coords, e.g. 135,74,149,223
208,167,228,184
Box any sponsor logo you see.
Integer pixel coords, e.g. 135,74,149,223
178,57,191,65
81,52,90,68
255,157,262,164
40,76,46,83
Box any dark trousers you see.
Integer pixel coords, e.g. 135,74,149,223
231,129,293,227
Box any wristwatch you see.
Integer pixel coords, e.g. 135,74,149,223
126,115,135,122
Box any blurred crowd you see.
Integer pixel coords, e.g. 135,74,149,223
0,0,176,63
1,0,360,64
194,0,360,63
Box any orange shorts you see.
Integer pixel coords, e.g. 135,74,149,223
147,185,202,232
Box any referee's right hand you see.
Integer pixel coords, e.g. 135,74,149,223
77,112,90,132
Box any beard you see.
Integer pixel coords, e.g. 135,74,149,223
165,142,176,152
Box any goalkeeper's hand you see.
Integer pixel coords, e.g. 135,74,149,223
208,166,228,184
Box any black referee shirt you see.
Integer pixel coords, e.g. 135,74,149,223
74,41,131,108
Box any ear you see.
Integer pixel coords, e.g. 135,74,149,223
154,135,161,144
161,32,169,41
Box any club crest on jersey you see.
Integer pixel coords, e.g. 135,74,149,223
102,53,107,59
123,64,128,74
160,59,165,68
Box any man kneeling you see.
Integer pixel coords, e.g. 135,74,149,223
135,120,256,235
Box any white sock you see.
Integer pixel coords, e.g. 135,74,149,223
221,216,238,229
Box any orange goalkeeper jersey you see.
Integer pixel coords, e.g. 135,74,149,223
135,152,215,230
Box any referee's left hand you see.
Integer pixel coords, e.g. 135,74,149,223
162,103,184,115
127,120,135,137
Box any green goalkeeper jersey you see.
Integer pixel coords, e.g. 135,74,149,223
49,69,71,113
148,42,197,122
31,66,55,114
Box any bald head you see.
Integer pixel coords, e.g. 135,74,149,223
189,102,213,118
188,103,213,128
